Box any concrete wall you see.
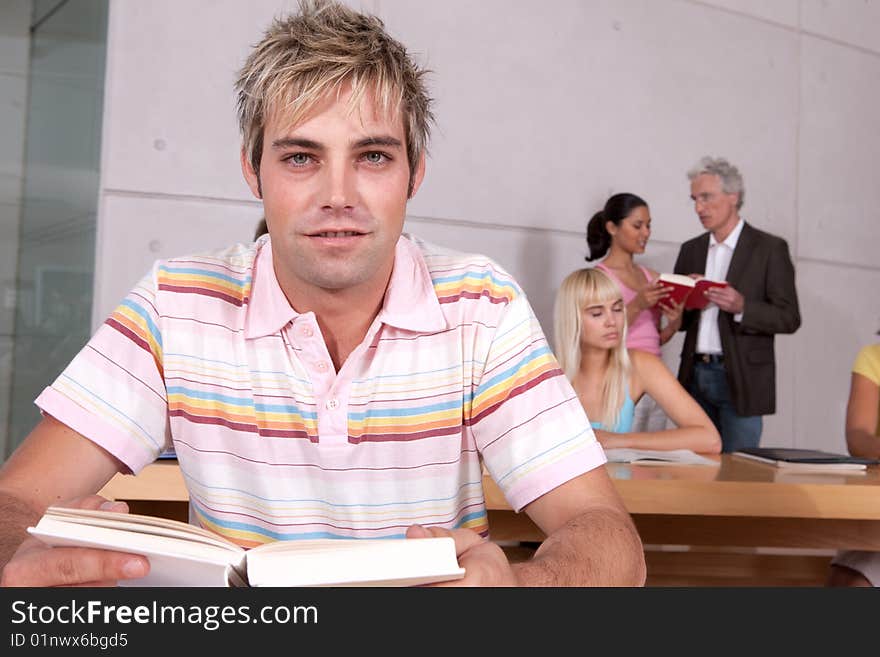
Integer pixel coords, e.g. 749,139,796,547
92,0,880,451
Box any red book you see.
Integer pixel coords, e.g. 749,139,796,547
657,273,728,310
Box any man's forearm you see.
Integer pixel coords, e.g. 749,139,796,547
512,507,646,586
0,492,42,571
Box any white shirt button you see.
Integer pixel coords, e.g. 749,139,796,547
315,361,329,372
325,398,339,410
300,326,314,338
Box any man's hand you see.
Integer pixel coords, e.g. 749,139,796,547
405,524,517,586
0,496,149,587
705,284,744,314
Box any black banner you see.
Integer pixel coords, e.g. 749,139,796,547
0,587,872,651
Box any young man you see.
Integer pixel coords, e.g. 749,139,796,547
0,0,644,587
672,156,801,453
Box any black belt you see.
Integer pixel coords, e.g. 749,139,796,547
696,353,724,364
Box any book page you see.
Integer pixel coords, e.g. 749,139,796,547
40,506,238,551
28,517,245,586
604,448,717,466
245,537,466,587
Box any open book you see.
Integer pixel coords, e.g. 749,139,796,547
603,448,718,466
28,506,466,587
657,273,728,310
732,447,879,472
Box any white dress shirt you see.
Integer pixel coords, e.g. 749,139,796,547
696,218,745,355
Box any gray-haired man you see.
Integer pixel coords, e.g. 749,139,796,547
671,156,801,452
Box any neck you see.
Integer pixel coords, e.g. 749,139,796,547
576,344,612,382
712,214,740,243
276,263,393,371
602,244,635,269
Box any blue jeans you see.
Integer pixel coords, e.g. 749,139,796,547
688,360,762,453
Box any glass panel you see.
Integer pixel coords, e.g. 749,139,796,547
4,0,108,457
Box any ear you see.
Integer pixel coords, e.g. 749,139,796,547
240,148,262,200
605,220,617,237
407,151,427,199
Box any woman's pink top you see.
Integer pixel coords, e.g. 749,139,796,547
595,262,661,356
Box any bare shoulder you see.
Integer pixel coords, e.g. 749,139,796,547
629,349,664,372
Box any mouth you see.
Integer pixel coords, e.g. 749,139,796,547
304,229,370,246
307,229,367,238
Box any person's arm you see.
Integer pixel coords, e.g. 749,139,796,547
0,415,149,586
845,372,880,460
625,275,668,327
597,352,721,453
658,298,685,344
729,238,800,335
408,467,646,586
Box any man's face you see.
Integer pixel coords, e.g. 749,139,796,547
242,86,424,299
690,173,739,237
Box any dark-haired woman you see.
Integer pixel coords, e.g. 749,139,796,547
586,193,684,432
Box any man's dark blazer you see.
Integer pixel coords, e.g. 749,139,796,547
673,222,801,416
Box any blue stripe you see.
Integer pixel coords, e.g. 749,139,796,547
469,344,552,402
167,386,319,418
495,427,591,485
183,469,483,508
159,265,251,288
431,270,518,292
350,397,462,421
58,374,161,451
119,299,163,350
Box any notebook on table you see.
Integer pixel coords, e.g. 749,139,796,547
732,447,880,472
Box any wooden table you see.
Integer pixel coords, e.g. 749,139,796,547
100,455,880,551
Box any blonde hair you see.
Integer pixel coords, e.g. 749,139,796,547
553,268,631,429
235,0,433,193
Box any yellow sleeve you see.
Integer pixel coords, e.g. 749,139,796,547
852,344,880,385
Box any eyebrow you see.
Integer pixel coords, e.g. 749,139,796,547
271,137,322,151
352,136,403,149
586,299,623,310
270,136,404,151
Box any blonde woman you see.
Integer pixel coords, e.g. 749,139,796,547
554,268,720,452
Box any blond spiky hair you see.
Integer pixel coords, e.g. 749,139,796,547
235,0,433,193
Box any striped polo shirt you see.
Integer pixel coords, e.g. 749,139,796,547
36,233,605,547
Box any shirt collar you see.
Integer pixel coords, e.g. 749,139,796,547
244,234,447,339
709,218,745,250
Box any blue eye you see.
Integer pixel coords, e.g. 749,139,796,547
363,152,388,164
288,153,311,166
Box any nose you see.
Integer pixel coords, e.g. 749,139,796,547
321,158,357,212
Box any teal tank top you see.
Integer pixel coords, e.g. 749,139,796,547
590,391,635,433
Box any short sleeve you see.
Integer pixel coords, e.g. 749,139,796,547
468,293,606,512
853,345,880,386
35,266,170,473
